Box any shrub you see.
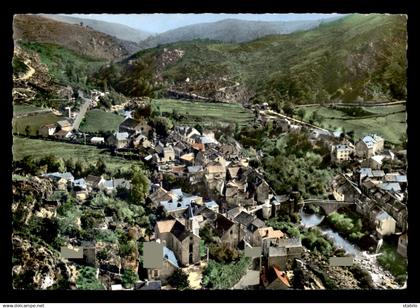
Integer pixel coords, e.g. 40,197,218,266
168,269,190,290
76,266,104,290
121,268,139,289
202,256,251,289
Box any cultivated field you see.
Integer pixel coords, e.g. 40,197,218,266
79,109,125,133
151,99,254,127
297,105,407,144
12,112,64,136
13,104,48,116
13,136,142,173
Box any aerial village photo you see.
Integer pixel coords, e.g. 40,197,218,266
11,13,407,291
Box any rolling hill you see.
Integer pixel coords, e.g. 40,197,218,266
42,14,153,43
94,14,407,105
13,14,140,61
137,16,343,50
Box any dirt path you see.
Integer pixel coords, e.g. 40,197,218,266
18,59,35,81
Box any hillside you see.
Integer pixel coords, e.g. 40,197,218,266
137,17,342,50
94,14,407,105
42,14,152,43
13,14,140,61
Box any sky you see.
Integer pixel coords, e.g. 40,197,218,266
66,13,344,34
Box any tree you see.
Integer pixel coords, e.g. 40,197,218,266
168,269,190,290
20,155,37,175
121,268,139,289
76,266,104,290
296,109,306,120
283,102,294,116
95,158,107,176
74,160,87,178
130,168,149,204
39,154,64,173
152,116,173,137
134,104,152,120
24,125,31,136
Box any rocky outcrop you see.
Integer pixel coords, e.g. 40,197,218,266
12,236,77,290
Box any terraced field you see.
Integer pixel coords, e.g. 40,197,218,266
12,112,65,136
13,136,142,173
79,109,125,133
297,105,407,144
151,99,254,127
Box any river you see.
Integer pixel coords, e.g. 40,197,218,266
299,209,402,289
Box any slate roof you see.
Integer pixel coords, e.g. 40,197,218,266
74,178,87,189
44,172,74,182
360,168,374,178
376,211,394,221
149,187,172,204
86,175,103,186
196,206,217,221
234,211,256,227
361,134,383,148
115,132,129,141
187,165,203,173
170,220,190,242
57,120,72,127
372,170,385,177
204,201,219,211
379,182,401,192
137,281,161,290
163,246,179,268
120,118,140,129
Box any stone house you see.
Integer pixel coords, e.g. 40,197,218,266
162,146,175,163
159,188,203,217
255,178,271,204
147,246,179,283
148,186,172,208
233,211,265,245
204,162,226,195
332,144,354,162
225,180,248,206
57,120,72,132
174,126,201,145
332,174,362,202
154,218,200,267
39,124,57,137
106,132,129,149
355,134,384,158
375,210,396,237
85,175,106,191
119,118,151,136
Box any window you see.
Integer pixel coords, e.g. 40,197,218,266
153,269,159,278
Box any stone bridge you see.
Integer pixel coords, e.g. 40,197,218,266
300,199,355,215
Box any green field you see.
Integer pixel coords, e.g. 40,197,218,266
13,136,142,173
13,112,65,136
13,104,48,116
79,109,125,133
296,105,407,144
151,99,254,127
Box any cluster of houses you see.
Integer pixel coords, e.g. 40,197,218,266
328,133,407,257
42,171,131,202
146,186,303,289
